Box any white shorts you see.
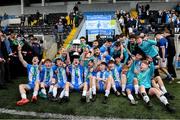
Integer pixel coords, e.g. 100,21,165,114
160,58,167,68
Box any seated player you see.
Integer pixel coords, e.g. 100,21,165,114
63,53,88,102
151,75,175,100
16,45,40,106
125,53,143,105
107,60,121,96
96,62,112,104
138,60,175,113
84,59,97,102
51,58,67,102
93,47,114,67
120,65,129,97
80,47,93,67
37,59,56,100
110,41,129,65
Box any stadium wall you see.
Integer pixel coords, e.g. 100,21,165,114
0,5,20,15
0,2,178,16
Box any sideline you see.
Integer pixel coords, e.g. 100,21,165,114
0,108,118,119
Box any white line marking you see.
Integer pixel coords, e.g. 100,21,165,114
0,108,120,119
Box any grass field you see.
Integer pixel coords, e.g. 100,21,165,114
0,77,180,119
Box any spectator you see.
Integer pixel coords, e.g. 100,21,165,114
158,10,163,24
28,15,32,26
3,12,8,20
174,17,179,33
74,11,80,27
21,15,25,26
69,11,74,25
115,10,121,20
73,3,79,13
145,4,150,18
175,3,180,14
164,30,177,78
119,16,125,32
56,20,64,47
36,10,40,21
0,36,6,88
30,37,42,60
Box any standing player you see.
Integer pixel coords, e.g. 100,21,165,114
16,45,40,106
155,33,174,82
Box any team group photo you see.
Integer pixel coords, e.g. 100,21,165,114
0,0,180,119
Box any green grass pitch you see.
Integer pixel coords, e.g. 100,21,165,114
0,77,180,119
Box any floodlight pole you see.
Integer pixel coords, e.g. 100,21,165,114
42,0,45,6
88,0,92,4
21,0,24,15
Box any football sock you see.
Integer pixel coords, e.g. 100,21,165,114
53,87,58,97
122,84,126,92
161,86,167,94
105,90,110,97
128,94,134,101
159,95,169,105
41,88,46,95
134,84,139,94
21,93,27,99
112,84,117,92
33,91,38,97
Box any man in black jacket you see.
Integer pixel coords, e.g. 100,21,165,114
164,31,177,78
0,36,8,88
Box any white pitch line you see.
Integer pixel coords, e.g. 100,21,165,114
0,108,120,120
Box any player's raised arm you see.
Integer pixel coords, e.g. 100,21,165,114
38,59,45,71
18,45,28,68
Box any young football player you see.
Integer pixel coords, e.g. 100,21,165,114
63,52,88,102
107,60,121,96
49,58,68,102
138,60,175,113
16,45,40,106
84,59,97,102
96,62,112,104
125,53,143,105
36,58,56,99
